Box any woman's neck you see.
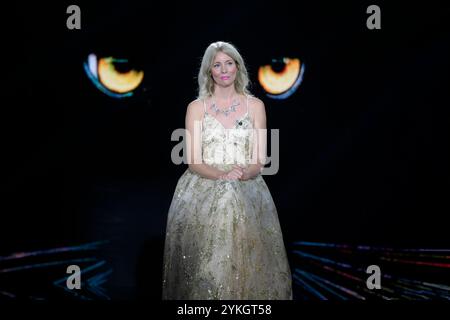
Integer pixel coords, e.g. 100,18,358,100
212,85,237,100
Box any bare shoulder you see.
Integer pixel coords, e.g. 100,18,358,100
186,98,204,117
248,96,266,115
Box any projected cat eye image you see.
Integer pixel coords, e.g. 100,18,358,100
258,57,305,100
83,53,144,99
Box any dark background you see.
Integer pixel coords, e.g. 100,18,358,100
2,0,449,300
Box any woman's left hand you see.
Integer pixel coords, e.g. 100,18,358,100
234,165,252,181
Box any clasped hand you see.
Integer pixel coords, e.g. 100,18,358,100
218,165,251,181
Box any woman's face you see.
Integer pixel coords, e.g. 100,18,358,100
210,51,238,87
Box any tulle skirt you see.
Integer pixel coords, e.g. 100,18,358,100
162,168,293,300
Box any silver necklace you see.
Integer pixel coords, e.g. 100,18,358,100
210,96,240,117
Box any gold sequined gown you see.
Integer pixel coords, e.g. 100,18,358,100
162,97,293,300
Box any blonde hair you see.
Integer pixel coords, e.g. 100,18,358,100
197,41,252,99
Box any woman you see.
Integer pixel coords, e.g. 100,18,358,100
162,41,292,300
